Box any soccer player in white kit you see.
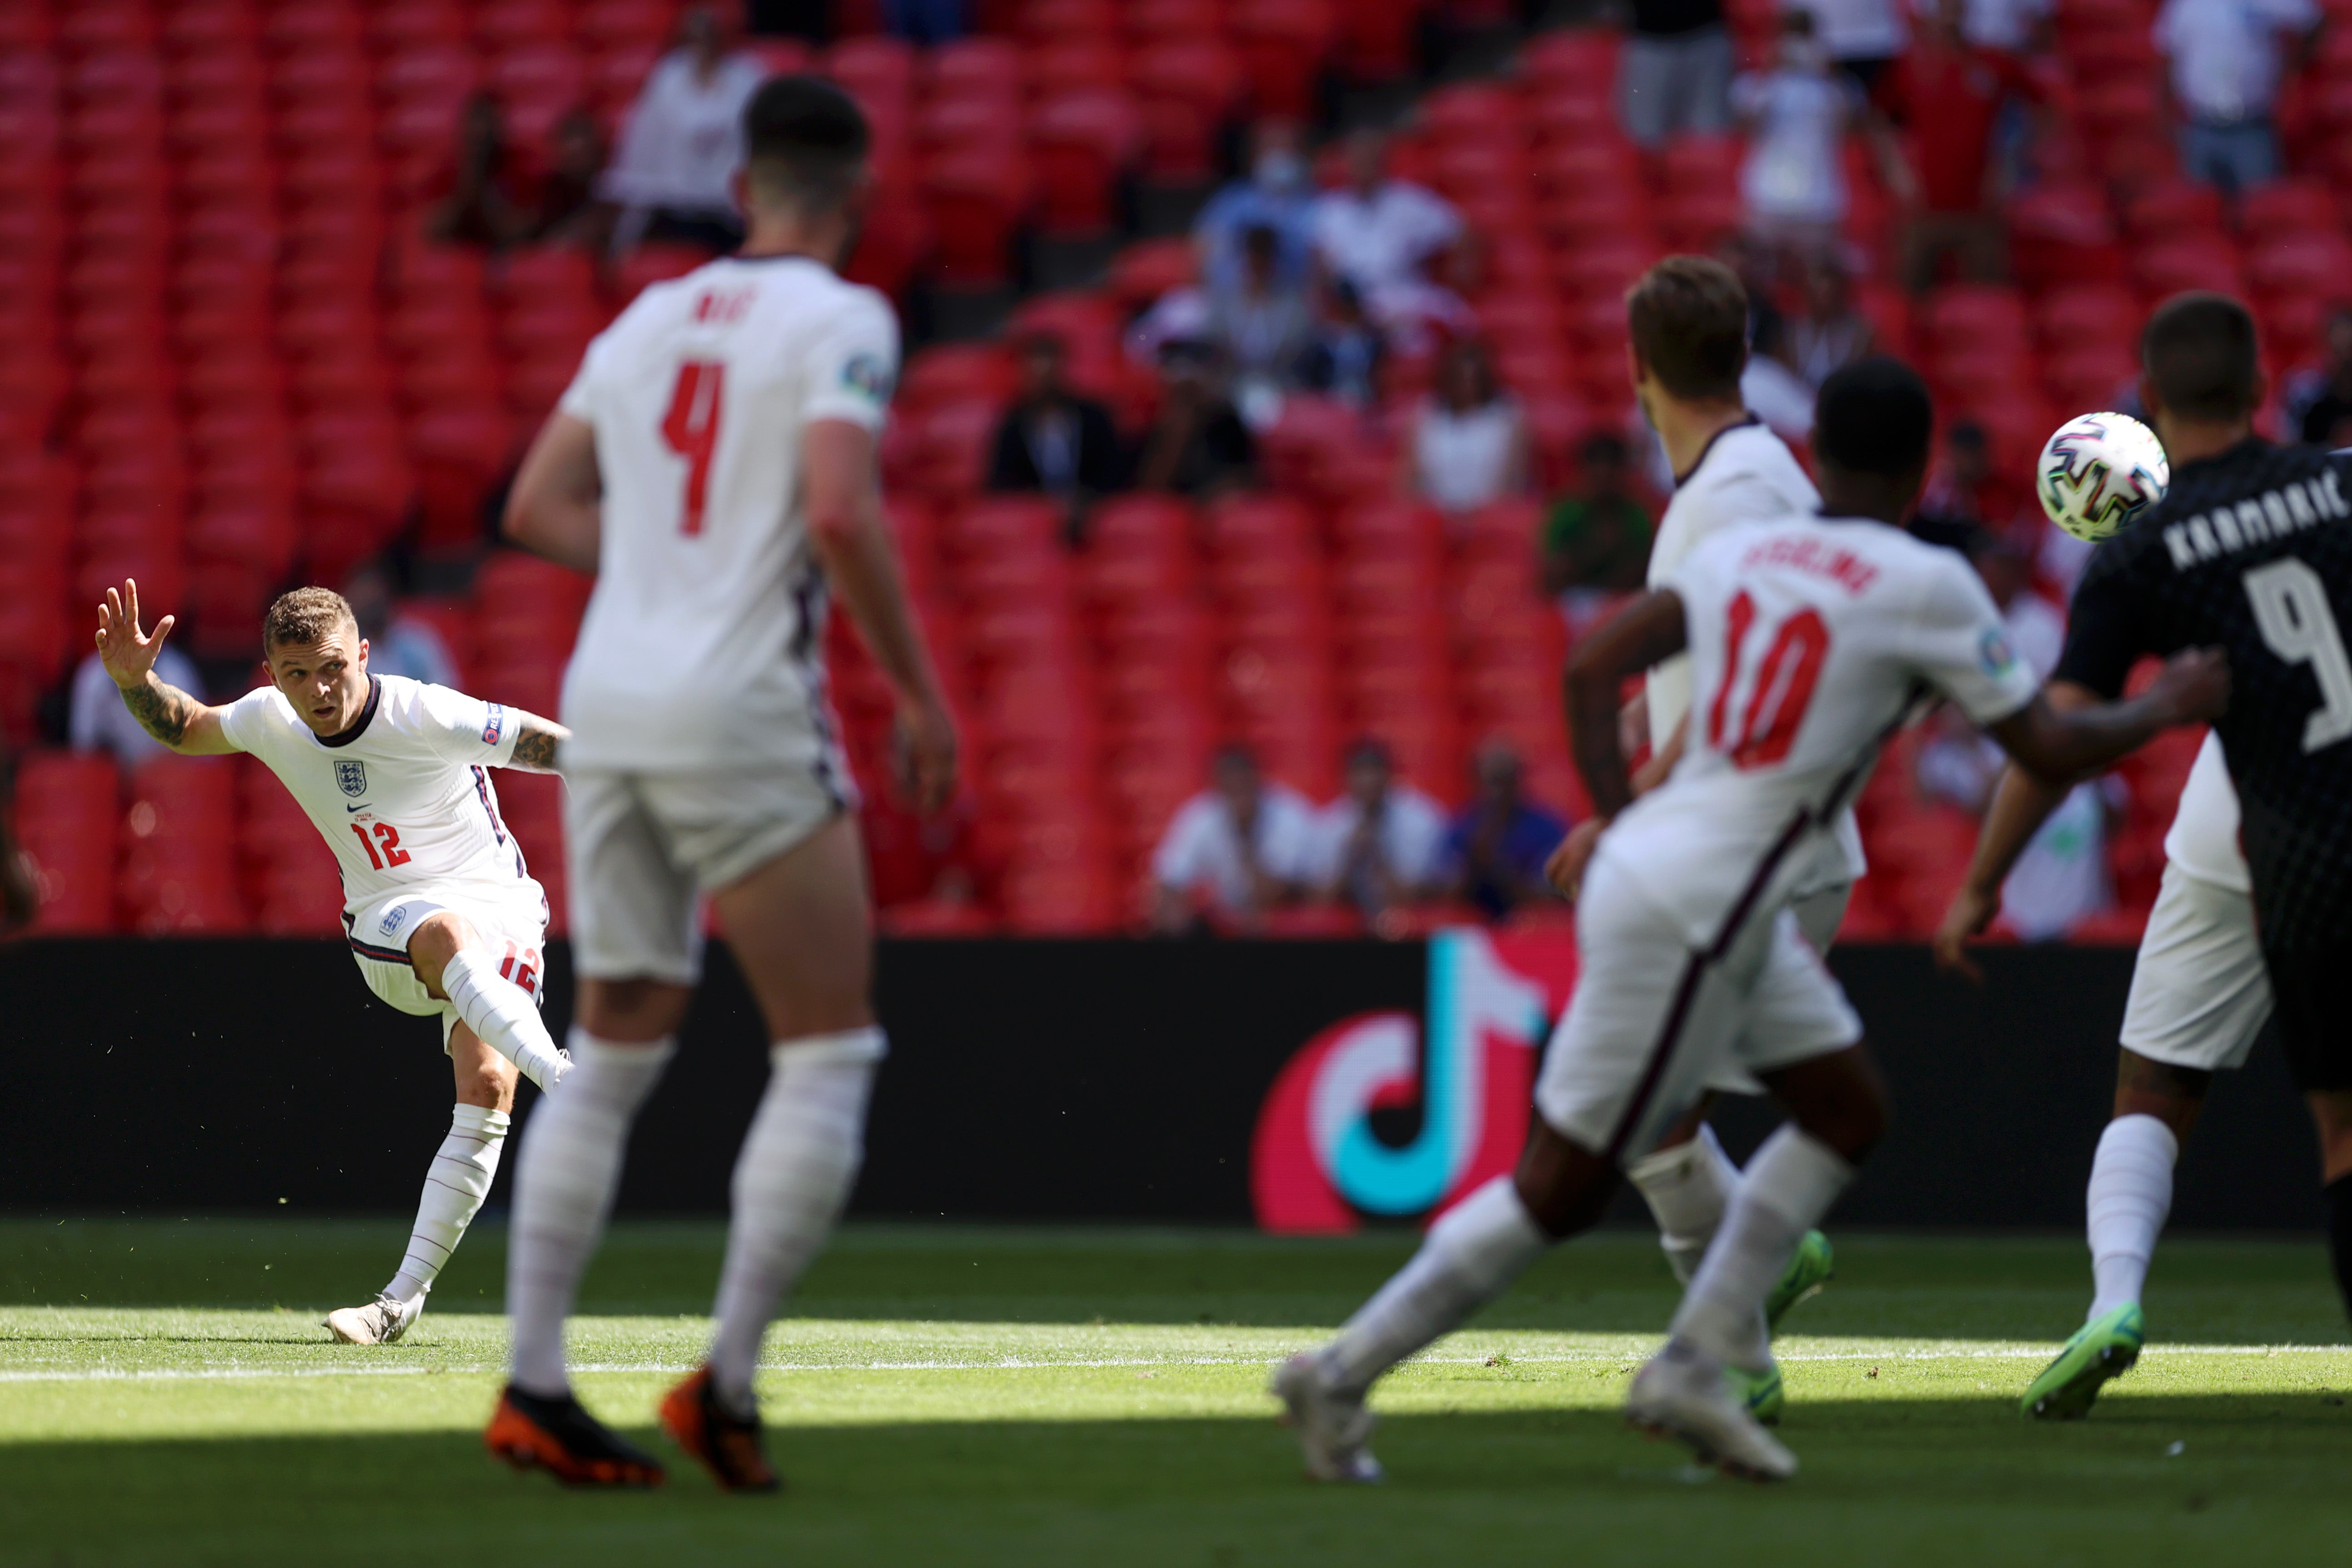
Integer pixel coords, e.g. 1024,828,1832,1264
1274,361,2228,1483
92,580,575,1345
1585,258,1856,1336
488,77,957,1492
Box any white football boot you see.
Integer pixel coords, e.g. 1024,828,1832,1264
324,1292,423,1345
1626,1337,1798,1482
1270,1353,1384,1484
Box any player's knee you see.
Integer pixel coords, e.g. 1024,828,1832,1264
1512,1126,1618,1239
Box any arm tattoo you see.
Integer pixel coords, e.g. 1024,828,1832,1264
121,675,198,747
508,719,564,773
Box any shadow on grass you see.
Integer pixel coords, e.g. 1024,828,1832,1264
5,1393,2352,1568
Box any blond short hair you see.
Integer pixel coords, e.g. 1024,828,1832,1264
263,587,356,653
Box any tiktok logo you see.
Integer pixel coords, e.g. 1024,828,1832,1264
1250,930,1580,1233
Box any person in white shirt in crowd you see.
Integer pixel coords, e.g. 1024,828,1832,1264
1193,119,1318,295
1406,337,1530,516
1151,746,1319,933
1916,531,2118,938
1793,0,1910,89
1621,0,1737,148
1732,13,1866,262
1934,0,2052,50
1309,129,1462,303
1310,739,1450,922
343,566,459,690
2155,0,2321,196
1780,252,1876,390
1207,224,1316,430
600,3,769,252
70,637,205,772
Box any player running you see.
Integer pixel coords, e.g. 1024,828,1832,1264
1273,360,2227,1484
487,75,956,1492
1602,257,1851,1346
1939,293,2351,1418
93,579,573,1346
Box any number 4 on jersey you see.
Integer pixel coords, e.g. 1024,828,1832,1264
1708,590,1831,769
660,360,725,536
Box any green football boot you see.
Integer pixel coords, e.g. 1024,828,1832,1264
2021,1303,2144,1420
1732,1361,1786,1426
1764,1230,1835,1332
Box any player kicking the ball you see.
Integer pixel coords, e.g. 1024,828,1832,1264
95,580,573,1346
1940,294,2352,1420
486,75,956,1492
1274,361,2227,1483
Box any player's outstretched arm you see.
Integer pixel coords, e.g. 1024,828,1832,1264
804,418,958,814
94,580,234,757
505,712,570,774
503,412,602,575
1932,679,2098,978
1985,650,2228,786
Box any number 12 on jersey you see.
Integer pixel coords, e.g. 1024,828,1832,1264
1707,590,1831,769
660,359,725,536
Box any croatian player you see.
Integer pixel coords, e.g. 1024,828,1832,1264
489,76,957,1492
1606,257,1852,1329
1274,361,2227,1483
1940,295,2340,1419
94,580,574,1345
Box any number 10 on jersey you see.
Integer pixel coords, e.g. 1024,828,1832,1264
1708,590,1831,769
660,359,725,536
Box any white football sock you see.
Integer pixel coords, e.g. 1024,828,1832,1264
506,1031,674,1397
1627,1124,1740,1284
1671,1124,1851,1374
1319,1176,1551,1397
441,948,570,1092
706,1027,886,1418
385,1102,508,1305
2086,1113,2177,1319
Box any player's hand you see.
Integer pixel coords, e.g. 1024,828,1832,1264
894,696,959,816
2147,646,2231,726
1543,818,1607,902
1932,880,2001,984
95,580,175,690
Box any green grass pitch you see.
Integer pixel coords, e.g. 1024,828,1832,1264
5,1220,2352,1567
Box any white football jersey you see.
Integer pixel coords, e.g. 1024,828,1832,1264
1601,515,2039,945
2164,731,2250,893
220,675,535,920
1642,419,1866,892
556,254,899,771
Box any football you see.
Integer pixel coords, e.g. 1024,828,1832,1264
2035,411,2170,543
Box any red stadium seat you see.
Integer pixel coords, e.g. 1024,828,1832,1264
14,751,121,933
1129,38,1244,182
1231,0,1336,119
2120,178,2225,243
580,0,682,52
1029,90,1141,236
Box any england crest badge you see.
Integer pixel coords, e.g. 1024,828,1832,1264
335,759,367,798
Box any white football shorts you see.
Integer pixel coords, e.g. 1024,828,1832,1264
2118,861,2271,1072
1699,878,1851,1100
342,879,551,1050
566,754,853,985
1536,853,1863,1164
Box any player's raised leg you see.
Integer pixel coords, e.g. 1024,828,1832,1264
327,1025,517,1345
407,912,570,1092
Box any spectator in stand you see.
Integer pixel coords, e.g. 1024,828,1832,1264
986,331,1129,513
0,734,33,934
883,0,964,44
526,109,613,249
1732,13,1868,262
2292,304,2352,443
1438,743,1569,920
1309,129,1463,301
1781,252,1876,389
70,637,204,772
1151,745,1318,933
599,4,768,253
1207,224,1316,427
1796,0,1911,89
1742,313,1820,445
1621,0,1737,148
1941,0,2052,50
1309,739,1450,921
1135,339,1259,498
2156,0,2319,197
1406,337,1530,516
1874,0,2045,292
1916,530,2119,938
427,93,527,248
342,566,459,689
1542,432,1655,634
1295,278,1388,410
1194,120,1317,294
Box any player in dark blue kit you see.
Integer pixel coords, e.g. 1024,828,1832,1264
2053,293,2352,1323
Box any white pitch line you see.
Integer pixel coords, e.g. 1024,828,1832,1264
0,1344,2342,1385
